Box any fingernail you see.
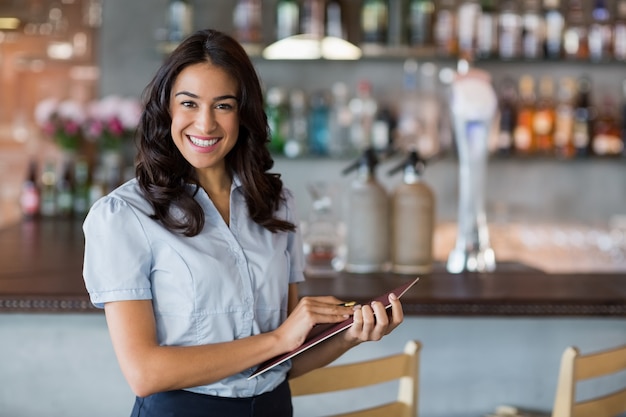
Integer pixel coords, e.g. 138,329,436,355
389,293,398,301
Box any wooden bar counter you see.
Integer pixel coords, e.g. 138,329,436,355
1,217,625,315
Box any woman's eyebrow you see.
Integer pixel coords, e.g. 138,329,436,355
174,91,238,102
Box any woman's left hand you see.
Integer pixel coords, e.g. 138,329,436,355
344,293,404,344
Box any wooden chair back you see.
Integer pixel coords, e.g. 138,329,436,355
552,344,626,417
289,340,421,417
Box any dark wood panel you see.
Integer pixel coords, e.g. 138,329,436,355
1,218,625,315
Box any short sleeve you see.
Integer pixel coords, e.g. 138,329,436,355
82,196,153,308
284,189,305,285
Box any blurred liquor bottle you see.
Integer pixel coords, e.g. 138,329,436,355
543,0,564,59
56,159,75,219
521,0,545,60
408,0,435,47
325,0,347,39
265,87,289,155
308,90,331,156
533,76,556,155
434,0,458,57
361,0,388,45
572,76,593,157
72,157,90,218
498,0,522,60
588,0,613,62
563,0,589,60
233,0,263,45
276,0,300,41
553,77,577,159
20,159,41,219
286,89,309,158
591,95,624,157
349,80,378,151
301,0,325,38
457,0,481,60
328,82,355,158
167,0,193,43
476,0,498,59
396,59,420,153
388,0,407,47
513,75,536,155
40,160,57,218
622,80,626,157
496,77,518,156
415,62,441,159
614,0,626,60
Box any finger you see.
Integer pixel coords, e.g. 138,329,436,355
388,293,404,326
351,305,363,332
370,300,390,327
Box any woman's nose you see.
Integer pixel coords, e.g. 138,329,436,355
196,108,217,132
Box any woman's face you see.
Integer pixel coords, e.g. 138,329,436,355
169,62,240,176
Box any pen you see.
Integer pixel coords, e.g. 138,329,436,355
337,301,357,307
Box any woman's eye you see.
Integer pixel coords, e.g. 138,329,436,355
216,102,234,110
181,101,196,108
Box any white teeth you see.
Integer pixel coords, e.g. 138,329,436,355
189,136,218,147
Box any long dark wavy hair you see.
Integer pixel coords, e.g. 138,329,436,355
135,29,295,237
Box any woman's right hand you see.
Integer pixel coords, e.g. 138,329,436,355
274,295,355,353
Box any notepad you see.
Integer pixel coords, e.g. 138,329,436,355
248,276,420,379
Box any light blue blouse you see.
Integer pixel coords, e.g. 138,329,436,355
82,176,305,398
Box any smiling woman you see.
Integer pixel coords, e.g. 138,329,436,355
81,28,406,417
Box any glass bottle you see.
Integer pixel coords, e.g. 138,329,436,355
276,0,300,41
457,0,481,60
349,80,378,152
325,0,347,39
396,59,421,153
434,0,458,57
522,0,545,60
167,0,193,43
342,148,390,273
327,82,354,158
303,181,341,273
496,77,518,156
477,0,498,59
308,90,331,156
301,0,325,38
572,76,593,157
56,159,75,218
588,0,613,62
543,0,564,59
233,0,263,45
498,0,523,60
621,79,626,157
513,75,536,155
40,160,57,218
265,87,289,155
72,157,91,217
532,76,556,154
591,95,623,156
416,62,441,159
285,89,309,158
20,159,41,219
372,105,394,156
408,0,435,47
388,151,435,274
361,0,388,45
388,0,407,47
613,0,626,60
563,0,588,60
553,77,577,159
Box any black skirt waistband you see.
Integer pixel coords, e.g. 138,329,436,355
130,378,292,417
